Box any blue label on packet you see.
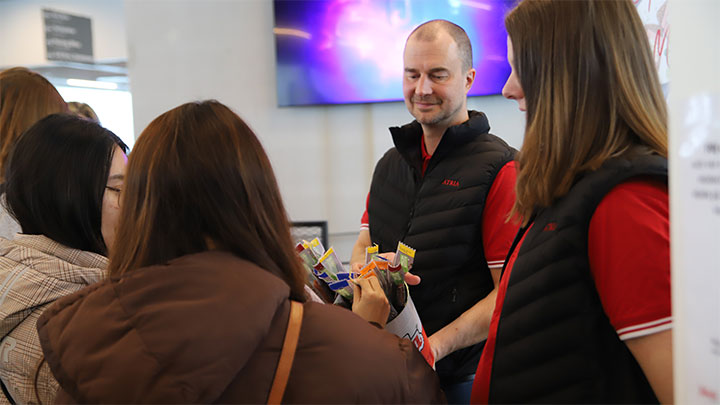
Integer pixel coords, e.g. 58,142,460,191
327,279,350,291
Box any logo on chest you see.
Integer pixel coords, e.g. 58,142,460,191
441,179,460,188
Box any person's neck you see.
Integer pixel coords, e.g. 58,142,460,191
421,110,470,156
421,126,446,156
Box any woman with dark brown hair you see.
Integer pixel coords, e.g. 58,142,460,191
0,67,68,239
36,100,444,403
471,0,671,403
0,114,127,404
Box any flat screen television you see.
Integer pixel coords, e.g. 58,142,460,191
273,0,514,107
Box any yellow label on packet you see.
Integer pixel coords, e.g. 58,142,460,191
317,247,346,277
317,246,334,263
307,237,326,259
365,244,380,264
397,242,416,258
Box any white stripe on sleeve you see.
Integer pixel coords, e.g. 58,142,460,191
617,317,672,341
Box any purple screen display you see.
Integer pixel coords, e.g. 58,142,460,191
273,0,514,107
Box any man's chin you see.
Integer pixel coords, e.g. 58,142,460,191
412,112,444,126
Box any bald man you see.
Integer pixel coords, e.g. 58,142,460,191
350,20,518,403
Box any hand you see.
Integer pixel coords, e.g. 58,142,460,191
376,252,394,262
404,271,421,285
350,262,364,273
351,276,390,327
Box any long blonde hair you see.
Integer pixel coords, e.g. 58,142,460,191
0,67,67,180
506,0,667,225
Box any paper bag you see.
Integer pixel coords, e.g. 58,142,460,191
384,285,435,367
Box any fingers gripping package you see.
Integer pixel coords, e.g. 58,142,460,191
294,238,434,366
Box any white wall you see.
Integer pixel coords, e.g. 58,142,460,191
0,0,134,146
0,0,127,66
0,0,526,259
123,0,526,259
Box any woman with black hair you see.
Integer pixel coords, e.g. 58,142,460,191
0,114,127,404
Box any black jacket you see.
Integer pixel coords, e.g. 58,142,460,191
368,111,516,380
489,154,667,403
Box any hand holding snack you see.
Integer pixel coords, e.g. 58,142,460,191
351,276,390,328
294,240,433,366
377,252,395,263
404,271,421,285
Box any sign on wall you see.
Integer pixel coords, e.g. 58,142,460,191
43,9,93,63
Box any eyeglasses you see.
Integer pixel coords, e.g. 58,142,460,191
105,186,122,205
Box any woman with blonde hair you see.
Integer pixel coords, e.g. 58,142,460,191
472,0,671,403
67,101,99,122
36,100,444,403
0,67,68,239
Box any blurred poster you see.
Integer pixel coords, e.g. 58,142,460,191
634,0,669,85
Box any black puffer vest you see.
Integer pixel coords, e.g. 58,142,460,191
489,154,667,403
368,111,516,379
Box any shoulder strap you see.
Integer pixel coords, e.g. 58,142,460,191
0,377,16,405
267,300,303,405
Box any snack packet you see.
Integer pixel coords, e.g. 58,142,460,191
327,279,354,300
316,247,345,277
388,262,405,286
295,243,334,303
313,261,338,282
309,237,326,259
356,261,379,279
394,242,416,274
296,243,317,273
365,244,380,264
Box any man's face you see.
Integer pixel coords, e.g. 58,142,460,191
403,32,475,129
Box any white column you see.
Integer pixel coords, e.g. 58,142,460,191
669,0,720,403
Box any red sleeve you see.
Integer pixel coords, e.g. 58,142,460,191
481,161,520,269
360,192,369,230
588,178,671,340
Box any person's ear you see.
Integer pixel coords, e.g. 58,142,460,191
465,68,476,93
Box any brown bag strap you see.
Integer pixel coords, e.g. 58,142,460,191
267,300,303,405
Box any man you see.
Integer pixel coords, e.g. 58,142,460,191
349,20,519,403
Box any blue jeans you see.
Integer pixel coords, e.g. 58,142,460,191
440,374,475,404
